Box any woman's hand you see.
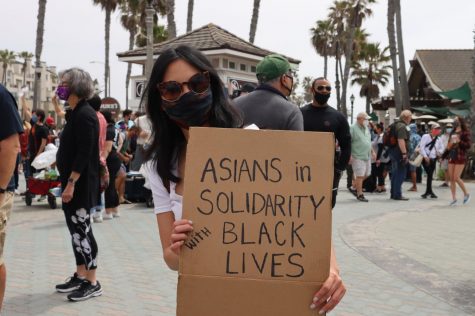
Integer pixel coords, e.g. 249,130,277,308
62,183,75,203
169,219,193,255
310,268,346,314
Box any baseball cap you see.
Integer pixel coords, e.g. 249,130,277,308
431,123,441,129
46,117,55,125
256,54,291,82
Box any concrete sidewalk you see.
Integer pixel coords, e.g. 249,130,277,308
2,178,474,315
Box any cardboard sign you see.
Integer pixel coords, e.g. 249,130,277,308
177,128,334,316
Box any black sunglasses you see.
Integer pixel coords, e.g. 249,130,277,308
158,71,210,102
315,85,331,92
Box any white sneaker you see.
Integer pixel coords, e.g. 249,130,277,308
112,212,121,218
103,213,113,220
93,213,103,223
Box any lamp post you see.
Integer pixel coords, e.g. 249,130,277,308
350,94,355,124
90,61,110,97
143,0,155,112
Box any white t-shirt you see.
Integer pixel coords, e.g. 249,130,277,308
146,161,183,220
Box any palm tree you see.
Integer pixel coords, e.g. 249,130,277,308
0,50,17,85
394,0,410,109
310,19,333,78
33,0,47,110
165,0,176,39
120,0,140,109
302,76,314,103
134,0,168,47
387,0,402,115
19,51,34,87
471,29,475,141
186,0,194,32
351,43,391,114
93,0,121,97
340,0,376,119
249,0,261,43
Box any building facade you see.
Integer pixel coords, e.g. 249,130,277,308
117,23,300,111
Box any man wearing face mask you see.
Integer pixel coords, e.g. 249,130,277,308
301,78,351,208
349,112,375,202
419,123,444,198
234,54,303,131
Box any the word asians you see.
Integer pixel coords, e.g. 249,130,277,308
197,190,325,221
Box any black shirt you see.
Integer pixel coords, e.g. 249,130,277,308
300,103,351,172
0,84,24,191
29,124,49,159
56,100,99,211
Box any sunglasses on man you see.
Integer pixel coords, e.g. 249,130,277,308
315,85,332,92
158,71,210,102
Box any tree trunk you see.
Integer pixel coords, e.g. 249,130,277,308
104,9,111,97
249,0,261,44
23,62,27,86
2,65,7,85
186,0,194,33
324,53,328,78
125,29,136,110
387,0,402,115
33,0,47,111
335,44,342,111
394,0,410,109
366,95,371,114
166,0,177,39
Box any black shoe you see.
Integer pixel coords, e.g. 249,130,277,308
357,194,368,202
55,273,85,293
430,193,438,199
439,183,449,188
421,193,428,199
349,187,357,197
394,196,409,201
67,280,102,302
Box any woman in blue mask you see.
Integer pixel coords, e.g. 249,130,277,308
144,45,242,272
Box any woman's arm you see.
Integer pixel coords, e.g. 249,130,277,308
52,95,65,118
310,241,346,314
156,212,193,270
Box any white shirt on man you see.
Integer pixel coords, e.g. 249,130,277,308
419,134,444,159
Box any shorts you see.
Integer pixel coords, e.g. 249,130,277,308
351,158,371,178
0,192,14,266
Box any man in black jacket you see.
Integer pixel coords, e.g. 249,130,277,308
55,68,102,301
301,77,351,209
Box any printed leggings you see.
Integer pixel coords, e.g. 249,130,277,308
63,207,98,270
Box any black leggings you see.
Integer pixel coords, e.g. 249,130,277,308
422,158,436,194
63,207,98,269
105,155,121,209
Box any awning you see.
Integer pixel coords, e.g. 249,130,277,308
412,102,472,118
438,82,472,102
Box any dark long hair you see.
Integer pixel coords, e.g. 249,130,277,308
456,116,468,133
145,45,242,185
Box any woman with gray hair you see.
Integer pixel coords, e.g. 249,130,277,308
55,68,102,301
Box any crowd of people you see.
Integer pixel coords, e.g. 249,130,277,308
0,44,472,314
346,111,471,205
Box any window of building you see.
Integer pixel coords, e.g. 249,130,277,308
222,58,229,68
211,58,219,68
240,64,247,71
251,65,257,73
229,61,236,69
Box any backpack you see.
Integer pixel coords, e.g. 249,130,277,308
383,122,398,147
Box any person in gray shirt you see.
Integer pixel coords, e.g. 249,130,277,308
233,54,303,131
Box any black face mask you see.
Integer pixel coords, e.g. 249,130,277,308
314,92,331,105
280,75,293,97
162,90,213,128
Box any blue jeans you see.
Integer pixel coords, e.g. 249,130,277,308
389,149,407,198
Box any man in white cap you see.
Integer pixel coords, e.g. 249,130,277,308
419,123,444,198
350,112,376,202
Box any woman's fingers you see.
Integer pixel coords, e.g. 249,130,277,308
171,233,189,243
310,272,346,313
173,224,193,234
173,219,193,227
319,285,347,314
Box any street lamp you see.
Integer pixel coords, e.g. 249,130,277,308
90,61,110,97
350,94,355,124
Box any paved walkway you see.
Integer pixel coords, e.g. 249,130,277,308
2,178,474,315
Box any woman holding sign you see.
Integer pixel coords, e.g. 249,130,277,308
144,45,346,314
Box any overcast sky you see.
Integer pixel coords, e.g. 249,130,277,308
1,0,474,115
